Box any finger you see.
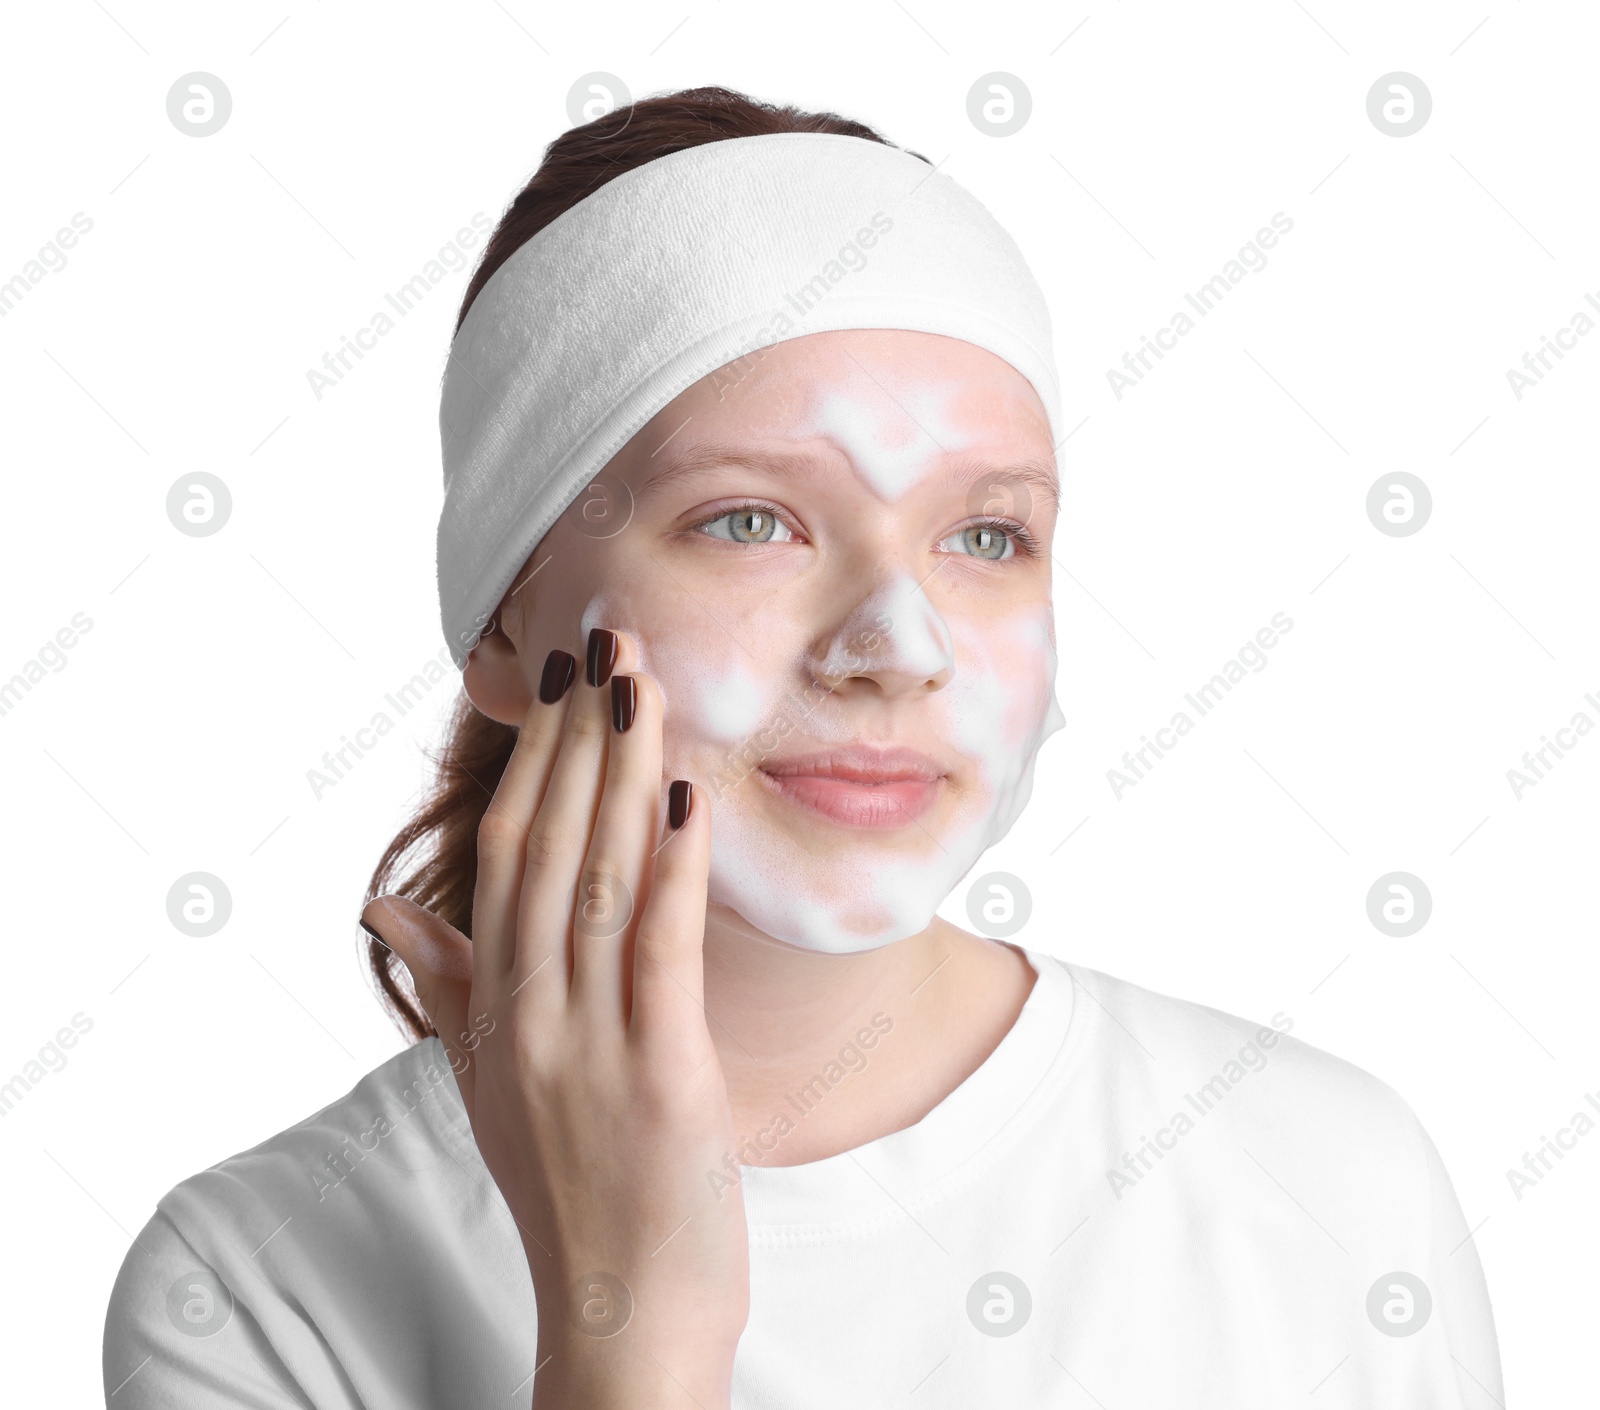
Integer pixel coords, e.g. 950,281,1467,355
511,627,636,996
568,659,663,1025
628,779,714,1054
471,647,578,987
362,895,478,1114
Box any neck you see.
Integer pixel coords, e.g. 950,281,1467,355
696,908,1035,1168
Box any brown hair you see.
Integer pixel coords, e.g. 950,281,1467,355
364,85,927,1040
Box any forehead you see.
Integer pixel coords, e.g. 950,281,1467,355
628,328,1055,496
690,326,1049,433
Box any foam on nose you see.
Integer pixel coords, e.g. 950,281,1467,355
818,573,953,686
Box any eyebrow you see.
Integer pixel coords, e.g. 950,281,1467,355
636,437,1061,516
946,454,1062,519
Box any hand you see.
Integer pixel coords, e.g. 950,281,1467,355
362,628,749,1408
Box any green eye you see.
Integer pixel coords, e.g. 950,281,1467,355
951,523,1014,560
698,507,790,544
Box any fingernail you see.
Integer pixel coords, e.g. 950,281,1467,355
611,675,636,733
539,649,576,704
669,780,693,830
359,918,390,951
587,628,618,687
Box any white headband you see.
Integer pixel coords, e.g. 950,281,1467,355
436,130,1061,667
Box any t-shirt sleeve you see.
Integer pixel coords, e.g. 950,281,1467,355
102,1208,315,1409
1412,1110,1505,1407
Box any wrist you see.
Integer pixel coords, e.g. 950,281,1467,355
523,1241,748,1403
524,1241,748,1348
530,1326,736,1410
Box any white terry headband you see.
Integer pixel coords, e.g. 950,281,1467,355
437,130,1062,668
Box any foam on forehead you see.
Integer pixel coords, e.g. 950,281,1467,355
436,130,1062,667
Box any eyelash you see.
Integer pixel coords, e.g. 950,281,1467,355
689,501,794,539
690,502,1042,560
965,515,1043,560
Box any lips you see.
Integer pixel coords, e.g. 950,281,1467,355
757,745,946,829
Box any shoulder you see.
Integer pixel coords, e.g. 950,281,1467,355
103,1039,479,1404
1058,957,1418,1122
1018,956,1501,1400
1038,956,1438,1224
159,1037,471,1231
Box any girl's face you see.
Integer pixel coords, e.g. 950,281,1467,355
484,328,1064,954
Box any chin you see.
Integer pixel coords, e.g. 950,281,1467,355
705,838,951,957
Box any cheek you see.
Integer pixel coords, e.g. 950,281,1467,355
580,591,784,749
941,610,1059,785
673,657,770,744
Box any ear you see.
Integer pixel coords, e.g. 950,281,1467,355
462,618,533,725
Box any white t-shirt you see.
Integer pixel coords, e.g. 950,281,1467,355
102,952,1503,1407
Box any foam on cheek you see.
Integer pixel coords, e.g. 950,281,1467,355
692,659,769,742
699,582,961,954
944,605,1064,846
572,593,852,946
960,598,1062,832
579,592,618,646
702,596,1064,956
576,549,1062,958
696,687,897,953
1035,614,1067,742
802,384,974,502
582,590,774,737
710,768,1007,955
945,612,1061,772
705,791,950,954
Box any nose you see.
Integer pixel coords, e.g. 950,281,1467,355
812,571,955,697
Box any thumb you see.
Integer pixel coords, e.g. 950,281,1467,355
361,894,477,1111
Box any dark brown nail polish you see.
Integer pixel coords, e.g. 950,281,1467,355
539,649,576,704
587,628,618,687
358,918,389,950
669,780,693,830
611,675,636,733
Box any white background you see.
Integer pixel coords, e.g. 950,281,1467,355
2,1,1595,1403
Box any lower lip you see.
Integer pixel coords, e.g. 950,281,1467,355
757,771,943,828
